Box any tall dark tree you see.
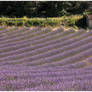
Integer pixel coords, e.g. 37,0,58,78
0,1,90,17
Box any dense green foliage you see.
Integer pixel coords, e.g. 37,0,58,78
0,1,90,17
0,1,90,28
0,15,87,29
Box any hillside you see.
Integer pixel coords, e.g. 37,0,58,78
0,26,92,91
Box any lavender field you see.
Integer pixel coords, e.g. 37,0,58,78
0,26,92,91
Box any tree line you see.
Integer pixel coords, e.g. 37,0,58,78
0,1,90,17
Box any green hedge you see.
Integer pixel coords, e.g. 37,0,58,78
0,15,84,28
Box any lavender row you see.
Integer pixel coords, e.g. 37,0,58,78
63,57,92,69
0,36,92,63
40,48,92,67
0,30,89,56
0,27,49,42
0,27,21,35
0,28,53,46
0,27,38,35
0,29,86,51
0,66,92,79
0,40,92,65
19,42,92,66
0,70,92,90
0,28,26,41
0,65,92,80
0,28,30,40
0,28,73,47
0,28,16,38
0,67,92,82
0,27,42,44
0,35,92,62
0,27,15,33
0,30,75,52
29,29,85,45
11,36,92,61
2,67,91,78
0,30,90,55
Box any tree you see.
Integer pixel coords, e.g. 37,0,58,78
0,1,90,17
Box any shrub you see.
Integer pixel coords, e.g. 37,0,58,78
0,15,84,28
